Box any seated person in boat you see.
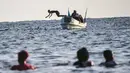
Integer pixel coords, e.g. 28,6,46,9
11,50,36,71
71,10,84,23
45,10,66,18
99,50,117,67
73,47,94,68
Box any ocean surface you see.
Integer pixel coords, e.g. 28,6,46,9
0,17,130,73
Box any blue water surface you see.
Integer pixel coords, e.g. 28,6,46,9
0,17,130,73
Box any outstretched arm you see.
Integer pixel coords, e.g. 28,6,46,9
45,13,51,18
48,13,52,18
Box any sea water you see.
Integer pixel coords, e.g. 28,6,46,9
0,17,130,73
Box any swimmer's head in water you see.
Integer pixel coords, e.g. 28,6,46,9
18,50,29,64
77,47,89,62
103,50,113,61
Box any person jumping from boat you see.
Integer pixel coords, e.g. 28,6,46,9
45,10,66,18
71,10,84,23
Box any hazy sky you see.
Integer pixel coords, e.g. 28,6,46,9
0,0,130,22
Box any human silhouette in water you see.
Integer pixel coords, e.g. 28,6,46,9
11,50,36,71
99,50,117,67
73,47,94,67
45,10,66,18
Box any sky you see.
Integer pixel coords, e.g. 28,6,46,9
0,0,130,22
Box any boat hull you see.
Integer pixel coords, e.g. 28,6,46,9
61,17,87,29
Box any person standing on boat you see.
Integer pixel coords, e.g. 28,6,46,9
71,10,84,23
45,10,66,18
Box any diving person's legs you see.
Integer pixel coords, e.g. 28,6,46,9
55,11,66,17
58,15,67,17
46,10,67,18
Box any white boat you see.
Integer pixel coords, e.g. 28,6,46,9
60,8,88,29
61,17,87,29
